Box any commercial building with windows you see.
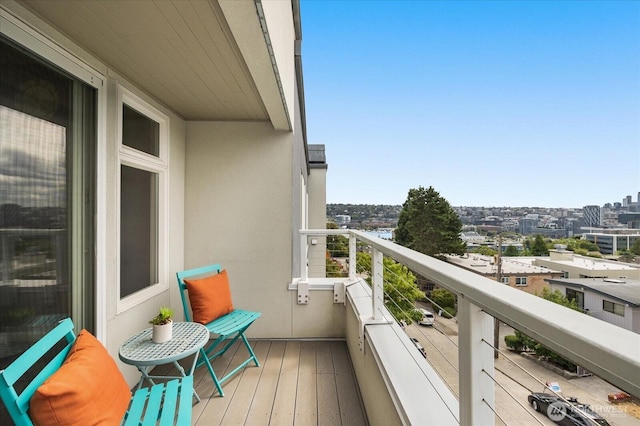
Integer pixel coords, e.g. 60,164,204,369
583,232,640,255
546,277,640,334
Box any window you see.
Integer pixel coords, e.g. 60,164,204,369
603,300,624,316
515,277,527,286
501,277,510,284
118,89,168,311
566,288,584,309
562,271,569,278
0,36,97,337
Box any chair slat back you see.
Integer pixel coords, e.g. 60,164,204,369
175,263,222,322
0,318,75,426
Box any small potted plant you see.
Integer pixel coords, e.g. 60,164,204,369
149,306,174,343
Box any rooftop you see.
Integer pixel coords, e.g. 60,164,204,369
446,254,562,275
520,253,640,271
546,277,640,306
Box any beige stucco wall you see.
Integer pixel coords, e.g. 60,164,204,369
184,121,294,338
346,297,401,426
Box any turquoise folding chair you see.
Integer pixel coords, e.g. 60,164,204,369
0,318,193,426
176,264,260,396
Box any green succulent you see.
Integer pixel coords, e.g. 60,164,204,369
149,306,174,325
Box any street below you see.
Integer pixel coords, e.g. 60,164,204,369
406,304,640,426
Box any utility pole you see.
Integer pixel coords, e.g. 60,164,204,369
494,233,502,359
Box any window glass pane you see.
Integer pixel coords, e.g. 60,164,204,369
0,36,96,423
122,105,159,156
120,165,158,298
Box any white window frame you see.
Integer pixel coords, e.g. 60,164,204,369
515,277,527,286
116,86,169,313
501,277,509,284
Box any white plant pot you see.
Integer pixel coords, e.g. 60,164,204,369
152,320,173,343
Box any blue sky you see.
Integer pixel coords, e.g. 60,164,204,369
300,0,640,208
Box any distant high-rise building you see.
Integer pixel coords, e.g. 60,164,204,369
519,216,538,235
583,205,602,229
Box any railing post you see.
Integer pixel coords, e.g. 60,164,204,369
458,296,495,425
348,233,356,280
371,247,384,320
299,232,308,282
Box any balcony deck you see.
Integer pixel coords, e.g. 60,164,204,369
159,339,367,425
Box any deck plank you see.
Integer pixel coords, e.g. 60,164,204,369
316,342,341,425
245,341,286,424
294,341,318,425
269,341,300,426
190,340,366,425
218,340,270,425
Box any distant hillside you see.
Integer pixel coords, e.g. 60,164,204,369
327,204,401,228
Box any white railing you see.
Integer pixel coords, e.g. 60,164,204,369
297,229,640,425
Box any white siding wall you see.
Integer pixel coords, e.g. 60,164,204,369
584,292,632,330
551,283,635,333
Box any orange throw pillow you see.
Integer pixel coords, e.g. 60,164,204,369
30,330,131,426
184,269,234,324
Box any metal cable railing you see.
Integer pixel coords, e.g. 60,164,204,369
305,229,638,425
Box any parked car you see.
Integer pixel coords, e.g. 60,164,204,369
527,393,610,425
418,309,435,326
410,337,427,358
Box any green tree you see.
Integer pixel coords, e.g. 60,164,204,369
472,246,497,256
395,186,466,259
630,239,640,256
355,252,425,323
503,245,519,256
530,235,549,256
430,288,456,317
539,287,578,310
326,222,349,257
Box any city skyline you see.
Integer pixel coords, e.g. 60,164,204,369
301,1,640,208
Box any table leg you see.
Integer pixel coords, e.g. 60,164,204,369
172,360,201,403
137,366,157,389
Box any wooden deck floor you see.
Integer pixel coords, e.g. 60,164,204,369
161,339,367,426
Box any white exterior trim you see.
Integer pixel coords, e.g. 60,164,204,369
116,86,170,314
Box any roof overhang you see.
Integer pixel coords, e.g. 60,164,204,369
16,0,291,129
